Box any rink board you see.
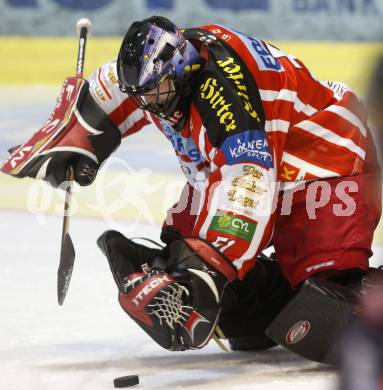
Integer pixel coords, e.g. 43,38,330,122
0,38,382,95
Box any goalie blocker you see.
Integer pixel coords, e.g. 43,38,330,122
0,77,121,187
98,231,237,351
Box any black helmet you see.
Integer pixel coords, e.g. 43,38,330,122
117,16,201,119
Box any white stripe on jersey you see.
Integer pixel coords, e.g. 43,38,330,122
259,89,279,101
325,105,367,137
119,108,147,135
88,61,125,115
197,191,217,241
281,151,340,178
296,120,366,160
265,119,290,133
259,89,318,116
265,43,302,69
198,125,210,162
292,95,318,116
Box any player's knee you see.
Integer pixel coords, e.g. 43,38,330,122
218,254,292,351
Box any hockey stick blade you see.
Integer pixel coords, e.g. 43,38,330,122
57,233,75,305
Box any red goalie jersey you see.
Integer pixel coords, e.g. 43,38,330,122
87,24,378,281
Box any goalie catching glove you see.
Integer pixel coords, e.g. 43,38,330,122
0,77,121,187
97,232,237,351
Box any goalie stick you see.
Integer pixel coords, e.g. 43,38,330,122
57,18,92,306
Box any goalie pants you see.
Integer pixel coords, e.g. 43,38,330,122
165,173,381,288
273,173,382,288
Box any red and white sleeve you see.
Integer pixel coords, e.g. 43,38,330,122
88,60,151,138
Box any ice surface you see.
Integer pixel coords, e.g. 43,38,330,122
2,211,378,390
0,212,340,390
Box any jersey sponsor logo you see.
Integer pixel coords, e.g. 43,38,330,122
160,120,203,163
227,189,260,210
209,210,257,241
231,175,267,196
199,77,237,132
216,57,261,123
107,62,119,84
226,164,268,213
92,83,107,102
90,72,109,102
286,320,311,344
221,130,273,168
280,161,299,181
242,164,264,179
192,31,265,146
231,30,283,72
167,110,184,127
325,81,349,100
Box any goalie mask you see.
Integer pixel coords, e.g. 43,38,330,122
117,16,201,119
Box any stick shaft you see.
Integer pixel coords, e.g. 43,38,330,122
61,23,89,242
62,21,90,237
61,166,74,242
76,26,88,79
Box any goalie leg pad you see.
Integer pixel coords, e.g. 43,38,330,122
265,278,357,365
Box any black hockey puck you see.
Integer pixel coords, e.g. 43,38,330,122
113,375,139,388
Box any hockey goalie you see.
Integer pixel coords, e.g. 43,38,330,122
2,16,382,364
